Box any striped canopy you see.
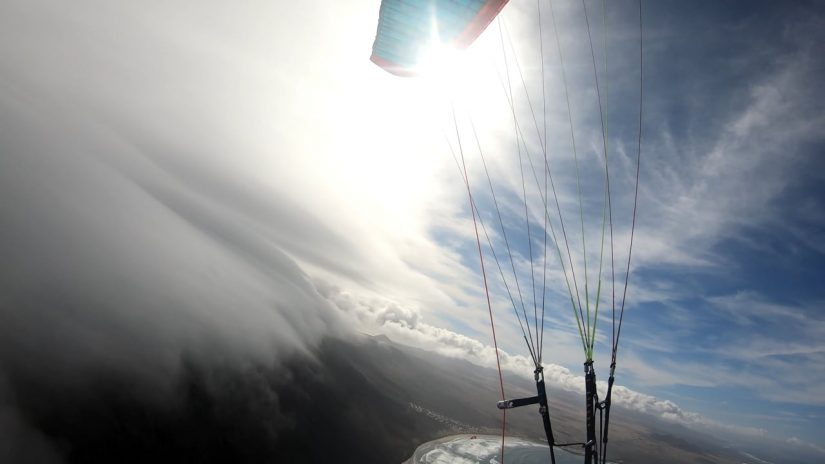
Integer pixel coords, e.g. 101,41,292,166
370,0,508,76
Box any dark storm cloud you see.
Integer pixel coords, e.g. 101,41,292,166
0,38,363,464
0,93,349,366
0,0,383,381
0,1,395,460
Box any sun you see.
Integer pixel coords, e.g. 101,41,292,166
415,41,463,79
407,33,512,137
331,26,509,228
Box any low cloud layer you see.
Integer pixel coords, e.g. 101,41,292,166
319,283,814,450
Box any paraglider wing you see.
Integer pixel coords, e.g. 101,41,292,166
370,0,509,76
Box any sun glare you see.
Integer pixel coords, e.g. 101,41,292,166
409,34,510,134
411,38,496,109
334,27,509,236
415,41,462,79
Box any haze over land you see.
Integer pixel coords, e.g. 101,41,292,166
1,0,824,463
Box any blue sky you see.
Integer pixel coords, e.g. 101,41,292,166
603,0,825,443
414,0,825,447
0,0,823,457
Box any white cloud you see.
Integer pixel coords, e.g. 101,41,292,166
319,282,774,439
